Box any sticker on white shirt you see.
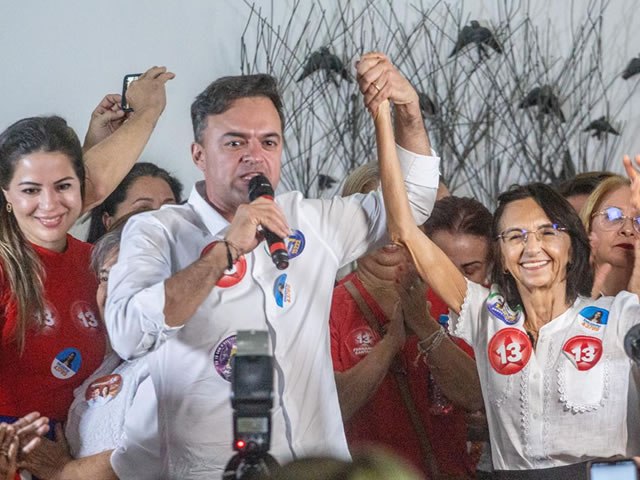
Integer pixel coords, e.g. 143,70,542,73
578,306,609,332
347,327,377,358
286,230,306,259
487,328,532,375
71,301,102,336
201,242,247,288
35,302,60,336
486,292,522,325
51,347,82,380
273,274,293,307
213,335,237,382
85,374,123,407
562,336,603,371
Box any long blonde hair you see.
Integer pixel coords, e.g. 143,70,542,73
0,116,85,352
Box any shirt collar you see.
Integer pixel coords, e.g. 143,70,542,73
188,181,229,237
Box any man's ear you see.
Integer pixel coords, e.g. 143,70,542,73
192,142,206,173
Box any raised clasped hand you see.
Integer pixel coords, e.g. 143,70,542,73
355,52,419,116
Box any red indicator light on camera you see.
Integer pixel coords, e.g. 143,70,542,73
236,440,246,450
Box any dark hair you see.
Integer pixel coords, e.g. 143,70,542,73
492,183,593,309
86,162,182,243
190,74,285,143
0,116,84,352
557,171,615,198
423,196,493,239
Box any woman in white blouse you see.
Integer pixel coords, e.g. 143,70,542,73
370,96,640,479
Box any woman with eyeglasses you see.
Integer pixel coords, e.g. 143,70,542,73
581,175,640,298
370,98,640,479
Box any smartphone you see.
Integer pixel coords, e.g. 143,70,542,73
121,73,142,112
588,459,638,480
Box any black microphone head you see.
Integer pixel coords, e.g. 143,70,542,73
625,324,640,364
248,175,274,201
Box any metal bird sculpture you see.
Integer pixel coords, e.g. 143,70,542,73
622,56,640,80
297,47,352,85
418,92,438,117
518,85,565,122
583,116,619,140
449,20,502,61
559,150,576,182
318,174,337,191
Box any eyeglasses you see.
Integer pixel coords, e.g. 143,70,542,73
592,206,640,233
497,223,568,246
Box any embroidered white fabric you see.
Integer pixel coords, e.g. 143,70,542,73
448,281,640,470
65,352,149,458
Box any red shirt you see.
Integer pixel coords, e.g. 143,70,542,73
0,235,105,422
330,272,475,478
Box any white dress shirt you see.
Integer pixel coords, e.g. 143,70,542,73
105,146,439,479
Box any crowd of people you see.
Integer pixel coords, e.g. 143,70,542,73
0,50,639,480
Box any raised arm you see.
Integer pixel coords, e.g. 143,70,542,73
81,66,175,213
373,100,467,314
356,52,431,156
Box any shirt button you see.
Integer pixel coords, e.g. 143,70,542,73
532,372,540,380
532,413,539,420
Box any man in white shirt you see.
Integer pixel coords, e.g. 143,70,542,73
106,52,441,479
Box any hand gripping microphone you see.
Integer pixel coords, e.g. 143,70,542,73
248,175,289,270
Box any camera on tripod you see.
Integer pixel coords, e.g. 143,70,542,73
223,330,279,479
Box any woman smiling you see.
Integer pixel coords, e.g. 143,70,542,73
372,99,640,479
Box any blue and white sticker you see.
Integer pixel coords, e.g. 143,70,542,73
273,274,293,307
213,335,237,382
51,347,82,380
579,306,609,332
286,230,306,259
486,292,522,325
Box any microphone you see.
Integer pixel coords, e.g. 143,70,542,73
248,175,289,270
624,324,640,364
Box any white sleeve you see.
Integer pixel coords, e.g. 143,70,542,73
448,280,489,347
303,145,440,268
395,144,440,226
105,214,182,360
110,377,162,480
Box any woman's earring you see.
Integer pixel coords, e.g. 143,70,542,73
6,203,12,213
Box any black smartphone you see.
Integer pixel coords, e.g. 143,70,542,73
588,459,638,480
121,73,142,112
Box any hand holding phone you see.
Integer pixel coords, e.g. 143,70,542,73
121,73,142,112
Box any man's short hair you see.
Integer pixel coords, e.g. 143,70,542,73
190,74,285,143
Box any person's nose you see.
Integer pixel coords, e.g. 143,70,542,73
242,139,265,163
39,187,60,211
522,230,543,252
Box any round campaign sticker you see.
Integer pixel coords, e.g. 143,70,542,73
562,336,603,371
346,327,378,358
51,347,82,380
213,335,237,382
201,242,247,288
71,301,102,336
36,302,60,336
85,374,123,407
286,230,306,259
487,328,532,375
273,274,293,307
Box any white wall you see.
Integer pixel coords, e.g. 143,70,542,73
1,0,639,199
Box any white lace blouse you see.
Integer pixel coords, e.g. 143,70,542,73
449,281,640,470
